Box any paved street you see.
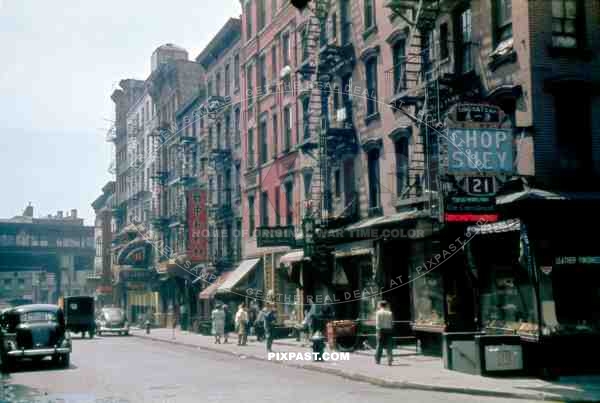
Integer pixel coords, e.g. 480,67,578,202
1,336,532,403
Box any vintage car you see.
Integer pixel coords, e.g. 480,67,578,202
63,296,96,338
0,304,71,369
96,307,129,336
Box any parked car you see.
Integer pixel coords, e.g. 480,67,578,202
62,296,96,338
96,307,129,336
0,304,71,370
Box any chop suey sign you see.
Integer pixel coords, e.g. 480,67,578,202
446,128,513,173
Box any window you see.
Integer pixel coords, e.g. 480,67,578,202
259,54,267,94
215,122,221,149
224,64,231,96
234,108,241,144
215,72,221,96
364,0,375,30
552,0,580,48
334,169,341,197
341,0,352,45
258,0,266,31
555,91,592,174
303,171,312,201
248,128,255,167
272,113,278,157
260,117,268,164
285,181,294,225
271,0,277,17
302,28,309,61
246,65,254,107
274,186,281,225
234,54,240,90
245,1,253,39
320,18,327,47
271,46,277,83
493,0,512,46
282,32,290,66
395,138,409,196
261,191,269,226
284,105,292,150
331,12,337,39
225,114,231,148
440,22,449,59
365,57,378,116
208,79,213,97
367,149,380,209
456,7,473,73
302,97,310,139
392,41,405,94
248,195,255,236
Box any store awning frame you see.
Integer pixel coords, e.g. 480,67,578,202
467,218,521,234
215,258,260,295
279,250,307,267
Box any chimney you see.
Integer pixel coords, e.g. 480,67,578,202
57,211,63,218
71,209,77,219
23,203,34,217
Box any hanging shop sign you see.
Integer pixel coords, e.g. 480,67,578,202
446,128,513,173
119,268,155,283
444,195,498,223
256,225,296,247
464,176,496,195
187,189,208,262
456,104,501,123
554,256,600,265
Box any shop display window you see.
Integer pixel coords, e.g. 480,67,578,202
475,234,539,337
411,266,445,328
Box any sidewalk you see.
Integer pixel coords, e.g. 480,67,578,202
130,328,600,402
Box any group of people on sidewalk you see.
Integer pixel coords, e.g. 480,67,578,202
210,299,395,365
211,302,277,352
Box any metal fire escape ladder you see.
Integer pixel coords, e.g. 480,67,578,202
388,0,441,217
300,0,330,227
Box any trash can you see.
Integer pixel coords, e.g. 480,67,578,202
442,331,485,375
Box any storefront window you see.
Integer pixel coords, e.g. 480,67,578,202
535,233,600,335
474,233,539,337
411,241,445,328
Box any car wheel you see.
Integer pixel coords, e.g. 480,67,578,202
119,332,123,336
81,332,85,339
124,331,129,336
61,354,70,368
89,330,94,339
97,331,102,336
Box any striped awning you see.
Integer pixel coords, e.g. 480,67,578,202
215,258,260,295
198,272,231,300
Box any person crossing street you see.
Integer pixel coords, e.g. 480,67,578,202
375,300,394,366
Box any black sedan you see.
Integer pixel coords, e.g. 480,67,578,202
0,304,71,370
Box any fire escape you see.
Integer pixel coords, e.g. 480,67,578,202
385,0,446,219
297,0,357,227
149,121,170,241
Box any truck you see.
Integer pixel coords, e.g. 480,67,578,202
61,296,96,338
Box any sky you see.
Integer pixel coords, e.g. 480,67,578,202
0,0,241,226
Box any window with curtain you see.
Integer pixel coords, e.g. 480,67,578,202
493,0,512,46
552,0,580,48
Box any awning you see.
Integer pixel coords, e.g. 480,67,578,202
345,209,427,231
198,271,231,300
497,188,600,205
467,218,521,234
215,258,260,295
333,240,373,258
279,250,306,267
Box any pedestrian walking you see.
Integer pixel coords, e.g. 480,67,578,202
235,303,249,346
264,303,277,353
223,304,231,343
211,304,225,344
255,306,267,342
375,300,394,366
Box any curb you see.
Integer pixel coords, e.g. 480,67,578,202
131,333,571,402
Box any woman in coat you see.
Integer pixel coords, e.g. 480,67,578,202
211,304,225,344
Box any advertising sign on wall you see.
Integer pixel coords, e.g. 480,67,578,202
187,189,208,262
446,128,513,173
